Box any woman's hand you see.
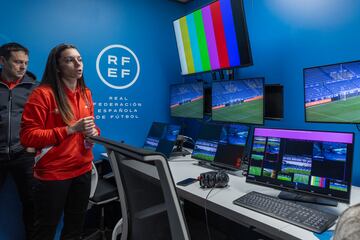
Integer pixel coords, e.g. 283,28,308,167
67,116,96,135
83,125,99,137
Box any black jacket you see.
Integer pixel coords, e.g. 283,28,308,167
0,70,39,158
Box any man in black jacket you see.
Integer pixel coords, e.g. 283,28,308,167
0,42,38,239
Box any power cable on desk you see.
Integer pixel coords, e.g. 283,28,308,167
204,186,215,240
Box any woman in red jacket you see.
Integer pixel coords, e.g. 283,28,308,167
20,43,99,240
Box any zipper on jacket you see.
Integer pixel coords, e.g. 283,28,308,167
2,78,36,154
7,90,12,154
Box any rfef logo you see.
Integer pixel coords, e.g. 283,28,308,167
96,44,140,89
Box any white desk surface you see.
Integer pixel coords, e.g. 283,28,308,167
168,154,360,240
100,152,360,240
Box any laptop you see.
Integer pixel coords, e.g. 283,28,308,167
143,122,181,158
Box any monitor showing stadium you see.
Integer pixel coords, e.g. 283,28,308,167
213,124,250,169
304,60,360,123
212,78,264,124
170,82,204,119
191,123,223,162
143,122,181,158
247,127,354,203
173,0,252,75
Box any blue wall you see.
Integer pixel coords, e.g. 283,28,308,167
2,0,360,239
0,0,185,239
181,0,360,186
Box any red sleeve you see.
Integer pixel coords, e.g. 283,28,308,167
20,88,68,148
87,89,100,136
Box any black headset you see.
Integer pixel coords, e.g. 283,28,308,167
198,170,229,188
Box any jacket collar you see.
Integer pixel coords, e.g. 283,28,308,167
0,68,37,84
63,82,80,98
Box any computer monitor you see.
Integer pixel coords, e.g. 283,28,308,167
173,0,252,75
143,122,181,158
170,82,204,119
213,124,250,170
247,127,354,204
265,84,283,120
191,123,223,162
212,78,264,124
304,60,360,123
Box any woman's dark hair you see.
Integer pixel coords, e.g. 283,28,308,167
41,43,87,125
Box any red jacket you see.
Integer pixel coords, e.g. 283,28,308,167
20,84,98,180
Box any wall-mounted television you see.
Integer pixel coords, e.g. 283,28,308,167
173,0,252,75
211,78,264,124
265,84,283,120
247,127,354,204
170,82,204,119
304,60,360,123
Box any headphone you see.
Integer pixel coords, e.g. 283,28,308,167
198,171,229,188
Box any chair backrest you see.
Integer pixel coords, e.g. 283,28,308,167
90,161,98,198
90,136,190,240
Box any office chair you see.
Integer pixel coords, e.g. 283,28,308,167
89,136,190,240
84,162,120,240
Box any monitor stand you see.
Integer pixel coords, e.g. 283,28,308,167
278,191,338,207
210,163,237,172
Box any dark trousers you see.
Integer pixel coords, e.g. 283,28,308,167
32,171,91,240
0,150,36,240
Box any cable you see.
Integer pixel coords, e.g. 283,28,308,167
204,186,215,240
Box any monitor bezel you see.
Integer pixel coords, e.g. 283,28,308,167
246,127,354,203
170,82,204,119
211,77,265,125
173,0,253,76
303,59,360,124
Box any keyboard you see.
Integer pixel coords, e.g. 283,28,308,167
233,191,338,233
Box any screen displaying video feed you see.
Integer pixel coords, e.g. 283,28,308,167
247,128,354,203
170,82,204,119
213,124,250,169
143,122,181,158
304,60,360,123
173,0,252,75
191,123,223,162
212,78,264,124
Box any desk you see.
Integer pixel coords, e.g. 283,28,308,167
100,152,360,240
168,154,360,240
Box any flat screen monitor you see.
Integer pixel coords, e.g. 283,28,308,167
173,0,252,75
212,78,264,124
143,122,181,158
265,84,283,120
304,60,360,123
170,82,204,119
191,123,223,162
213,124,250,169
247,127,354,203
